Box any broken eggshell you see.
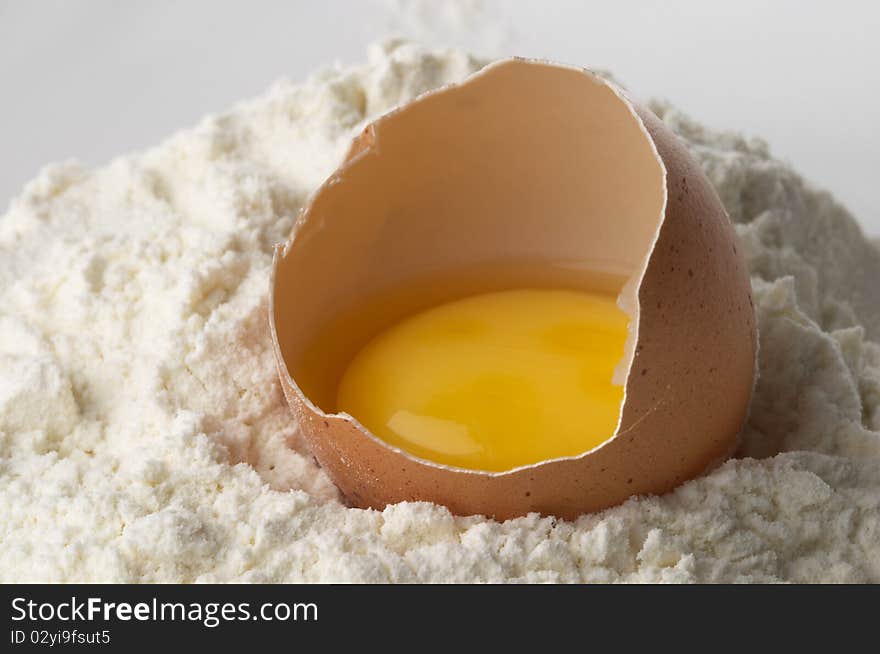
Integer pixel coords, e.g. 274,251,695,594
269,58,757,521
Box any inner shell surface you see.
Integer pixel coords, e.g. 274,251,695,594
273,60,666,454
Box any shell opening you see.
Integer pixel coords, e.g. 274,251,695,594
271,60,666,443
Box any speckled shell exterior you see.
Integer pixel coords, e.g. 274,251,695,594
270,61,757,521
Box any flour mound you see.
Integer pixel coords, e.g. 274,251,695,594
1,42,878,582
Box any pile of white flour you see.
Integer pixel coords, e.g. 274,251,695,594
1,42,878,582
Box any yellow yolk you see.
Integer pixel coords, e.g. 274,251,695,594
336,289,629,472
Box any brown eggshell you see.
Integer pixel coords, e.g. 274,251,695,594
269,58,757,521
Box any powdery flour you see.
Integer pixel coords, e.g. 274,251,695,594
1,42,878,583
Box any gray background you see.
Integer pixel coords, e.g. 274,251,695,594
2,0,877,235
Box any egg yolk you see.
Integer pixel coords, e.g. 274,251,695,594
336,289,629,472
